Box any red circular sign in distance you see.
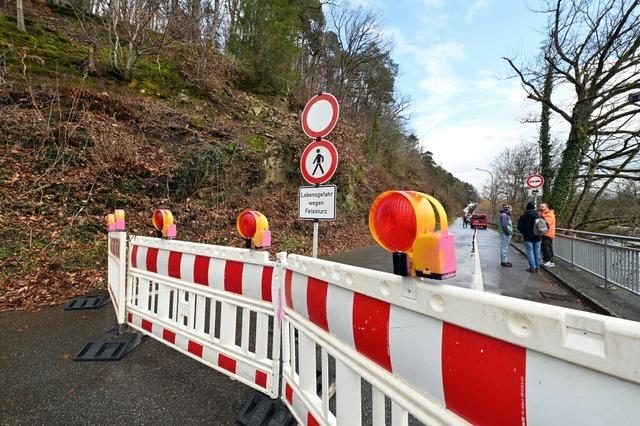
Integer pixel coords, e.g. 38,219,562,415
526,174,544,189
301,93,340,138
300,139,339,185
371,192,417,252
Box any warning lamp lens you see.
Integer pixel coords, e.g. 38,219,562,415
237,211,257,238
371,192,417,252
153,210,164,231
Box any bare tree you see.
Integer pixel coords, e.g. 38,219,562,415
16,0,26,32
329,5,390,108
504,0,640,224
490,141,540,217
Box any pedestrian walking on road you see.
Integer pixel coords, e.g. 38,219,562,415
517,202,542,273
498,204,513,267
539,203,556,267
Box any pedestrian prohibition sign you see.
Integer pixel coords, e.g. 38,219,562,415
300,139,338,185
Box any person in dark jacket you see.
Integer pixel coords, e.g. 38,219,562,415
517,201,542,272
498,205,513,267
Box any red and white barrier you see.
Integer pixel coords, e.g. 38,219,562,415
107,231,127,325
125,236,282,397
105,233,640,424
281,254,640,425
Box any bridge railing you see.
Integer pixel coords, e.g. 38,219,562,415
555,228,640,294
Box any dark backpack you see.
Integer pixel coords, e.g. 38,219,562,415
533,218,549,236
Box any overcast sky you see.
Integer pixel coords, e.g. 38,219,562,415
351,0,556,189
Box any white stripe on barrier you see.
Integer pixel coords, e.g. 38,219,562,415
526,350,640,425
388,304,444,406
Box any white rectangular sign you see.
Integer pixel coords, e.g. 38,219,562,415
298,185,336,221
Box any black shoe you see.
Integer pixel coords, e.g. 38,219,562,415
501,262,513,267
526,268,536,273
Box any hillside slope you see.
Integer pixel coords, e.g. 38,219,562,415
0,6,473,310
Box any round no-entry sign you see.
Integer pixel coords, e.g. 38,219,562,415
526,173,544,189
300,139,338,185
301,93,340,138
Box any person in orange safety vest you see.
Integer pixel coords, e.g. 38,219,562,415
539,203,556,267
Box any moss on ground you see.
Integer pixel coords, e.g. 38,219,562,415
0,13,87,80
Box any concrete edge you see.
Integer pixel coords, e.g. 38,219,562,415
508,241,613,317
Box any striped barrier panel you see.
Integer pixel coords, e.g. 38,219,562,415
107,231,127,326
125,236,282,397
280,254,640,426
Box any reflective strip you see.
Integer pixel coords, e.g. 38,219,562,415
526,350,640,425
290,271,309,319
306,277,328,332
389,304,444,405
224,260,244,294
127,312,272,391
442,323,526,425
326,284,355,348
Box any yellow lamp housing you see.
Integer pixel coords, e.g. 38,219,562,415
411,193,457,280
236,210,270,249
106,213,116,232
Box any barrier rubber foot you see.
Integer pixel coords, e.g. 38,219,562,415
64,292,111,310
236,391,296,426
74,329,144,361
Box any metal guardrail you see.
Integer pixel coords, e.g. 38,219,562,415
554,228,640,295
488,222,640,295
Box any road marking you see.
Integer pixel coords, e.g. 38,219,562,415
472,229,484,291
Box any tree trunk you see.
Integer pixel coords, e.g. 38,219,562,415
539,62,554,200
16,0,26,32
86,45,97,75
549,101,592,224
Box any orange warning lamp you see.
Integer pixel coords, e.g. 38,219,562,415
236,210,271,249
369,190,456,279
152,209,176,238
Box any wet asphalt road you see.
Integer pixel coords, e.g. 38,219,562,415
0,220,592,426
325,220,593,311
0,306,250,425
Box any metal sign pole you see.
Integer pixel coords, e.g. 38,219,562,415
312,220,319,258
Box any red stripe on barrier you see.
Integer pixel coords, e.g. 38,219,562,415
218,354,237,373
307,277,328,331
353,293,392,371
194,255,210,286
261,266,274,302
141,319,153,332
131,245,138,268
146,248,159,273
307,413,320,426
188,340,203,358
163,329,176,344
442,323,526,426
168,251,182,279
285,270,293,309
224,261,244,294
285,382,293,404
255,370,267,388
